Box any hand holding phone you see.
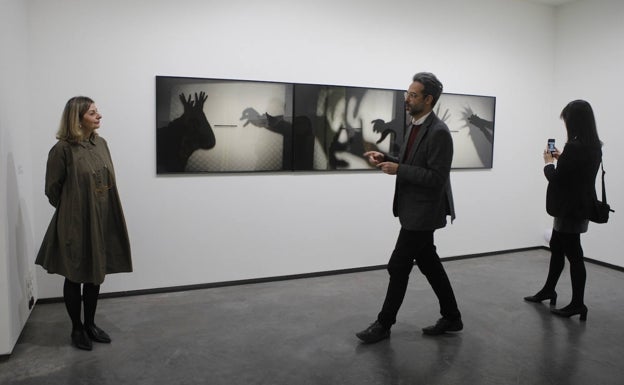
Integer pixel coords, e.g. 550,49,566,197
547,138,555,154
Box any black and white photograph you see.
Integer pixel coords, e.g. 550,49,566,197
436,93,496,169
156,77,293,173
292,84,406,171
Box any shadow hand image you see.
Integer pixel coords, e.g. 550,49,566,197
240,107,268,128
240,107,314,170
448,104,494,167
435,104,451,124
372,118,402,156
462,106,493,143
156,91,216,173
309,86,393,170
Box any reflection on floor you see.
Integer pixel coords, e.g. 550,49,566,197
1,249,623,385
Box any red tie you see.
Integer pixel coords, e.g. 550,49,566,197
403,124,422,161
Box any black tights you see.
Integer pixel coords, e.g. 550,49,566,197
63,278,101,331
540,229,586,306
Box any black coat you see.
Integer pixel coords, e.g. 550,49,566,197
545,140,601,220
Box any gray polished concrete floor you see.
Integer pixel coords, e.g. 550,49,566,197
1,249,623,385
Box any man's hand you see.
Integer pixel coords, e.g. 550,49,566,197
364,151,385,166
377,161,398,175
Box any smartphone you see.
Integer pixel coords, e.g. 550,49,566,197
547,138,555,154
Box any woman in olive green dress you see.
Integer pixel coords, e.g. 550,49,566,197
36,96,132,350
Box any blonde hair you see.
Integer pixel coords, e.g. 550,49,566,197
56,96,95,143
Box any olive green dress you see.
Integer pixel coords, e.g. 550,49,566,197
35,135,132,284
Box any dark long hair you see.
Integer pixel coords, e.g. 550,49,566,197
560,99,602,148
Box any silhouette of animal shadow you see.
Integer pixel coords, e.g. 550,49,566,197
157,92,216,173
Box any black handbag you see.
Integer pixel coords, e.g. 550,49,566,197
590,161,614,224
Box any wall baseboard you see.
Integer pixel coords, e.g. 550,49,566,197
584,256,624,273
35,245,622,304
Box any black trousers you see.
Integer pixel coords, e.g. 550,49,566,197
377,228,461,328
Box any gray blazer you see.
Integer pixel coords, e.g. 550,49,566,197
386,112,456,231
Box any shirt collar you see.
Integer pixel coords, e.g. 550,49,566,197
411,111,432,126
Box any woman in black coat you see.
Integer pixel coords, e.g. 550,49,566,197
524,100,602,321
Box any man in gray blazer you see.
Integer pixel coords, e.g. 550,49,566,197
356,72,461,343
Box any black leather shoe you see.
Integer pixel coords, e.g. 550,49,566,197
85,324,112,343
422,317,463,336
551,304,588,321
524,291,557,306
356,320,390,344
71,329,93,351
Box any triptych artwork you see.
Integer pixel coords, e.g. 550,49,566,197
156,76,495,174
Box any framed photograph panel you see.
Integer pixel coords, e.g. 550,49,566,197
292,84,406,171
156,77,292,173
436,93,496,169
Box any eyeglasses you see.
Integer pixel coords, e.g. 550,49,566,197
404,91,421,99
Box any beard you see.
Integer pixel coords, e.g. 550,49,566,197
407,102,424,117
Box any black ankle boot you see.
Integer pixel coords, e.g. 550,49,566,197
71,329,93,351
84,324,112,343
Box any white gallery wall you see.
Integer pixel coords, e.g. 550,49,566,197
26,0,554,299
0,0,38,354
2,0,623,354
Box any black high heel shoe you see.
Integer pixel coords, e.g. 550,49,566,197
523,291,557,306
551,304,588,321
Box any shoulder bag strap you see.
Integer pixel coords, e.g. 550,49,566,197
601,161,607,203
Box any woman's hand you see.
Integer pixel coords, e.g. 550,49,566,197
552,148,561,159
543,146,559,163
